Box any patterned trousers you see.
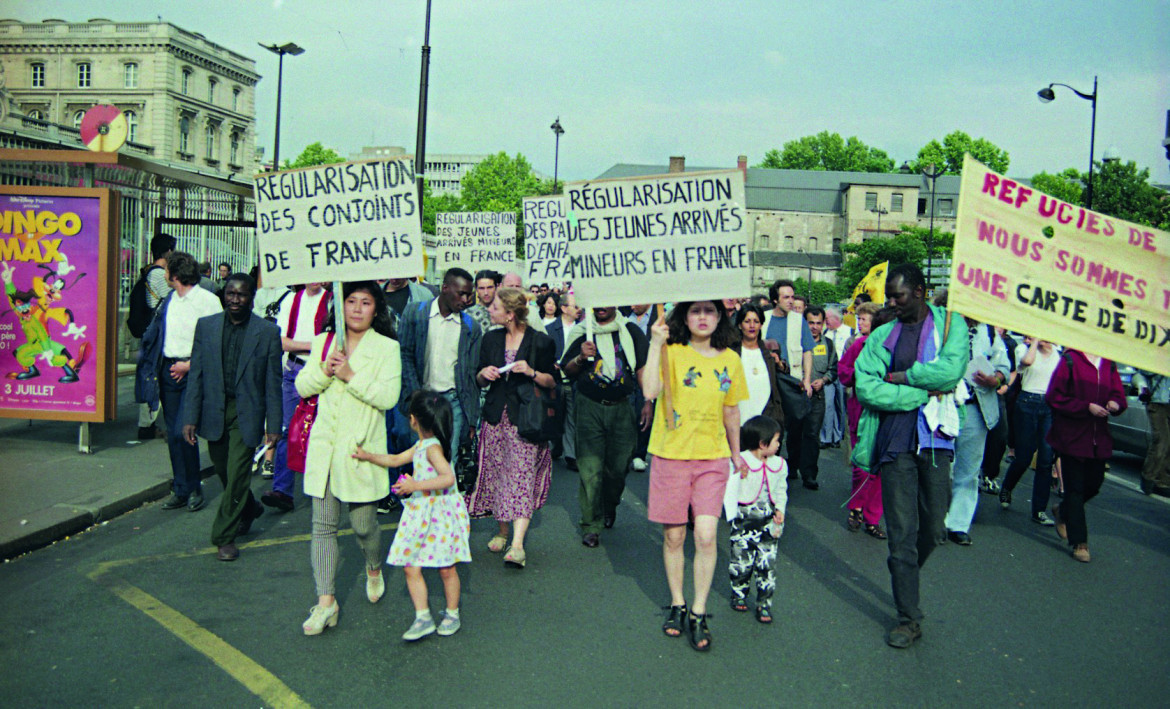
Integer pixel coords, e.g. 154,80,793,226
728,499,781,611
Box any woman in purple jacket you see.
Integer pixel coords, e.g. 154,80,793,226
1045,349,1126,563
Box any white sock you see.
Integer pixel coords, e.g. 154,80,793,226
445,608,460,619
415,609,432,621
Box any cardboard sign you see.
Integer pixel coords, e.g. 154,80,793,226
563,169,749,307
522,195,573,283
256,159,423,288
950,155,1169,375
0,187,118,422
433,211,516,275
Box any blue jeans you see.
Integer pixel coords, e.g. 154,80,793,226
880,450,951,623
945,403,989,534
1002,392,1054,514
272,361,303,496
159,363,202,499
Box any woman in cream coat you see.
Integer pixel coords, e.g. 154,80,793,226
296,281,401,635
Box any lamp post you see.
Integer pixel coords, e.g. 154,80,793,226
550,117,564,194
258,42,304,171
869,205,888,237
921,162,941,288
1038,75,1097,210
798,248,813,299
414,0,433,229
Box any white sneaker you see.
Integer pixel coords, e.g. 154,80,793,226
1032,511,1055,527
631,458,647,472
403,615,436,641
437,610,461,636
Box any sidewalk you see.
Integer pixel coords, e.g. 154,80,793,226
0,372,187,560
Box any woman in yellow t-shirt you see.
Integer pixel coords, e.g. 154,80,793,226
643,300,748,652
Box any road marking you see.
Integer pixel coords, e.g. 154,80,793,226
85,521,396,707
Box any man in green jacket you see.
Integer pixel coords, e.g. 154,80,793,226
852,264,969,649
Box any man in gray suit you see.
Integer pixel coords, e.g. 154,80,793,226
183,273,282,561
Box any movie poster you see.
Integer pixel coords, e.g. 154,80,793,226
0,192,105,417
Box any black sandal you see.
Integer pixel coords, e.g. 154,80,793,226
730,597,748,613
687,612,712,652
847,509,863,532
865,523,887,540
662,604,686,638
755,607,773,624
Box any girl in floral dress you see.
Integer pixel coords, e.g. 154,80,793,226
354,391,470,641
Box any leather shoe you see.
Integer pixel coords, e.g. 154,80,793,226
1140,477,1155,495
236,499,263,536
216,543,239,561
261,489,294,512
160,494,187,510
582,533,600,548
187,490,206,512
802,480,820,491
947,531,973,546
603,513,616,529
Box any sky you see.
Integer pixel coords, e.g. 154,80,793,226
17,0,1170,183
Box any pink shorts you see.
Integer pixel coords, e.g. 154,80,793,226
647,455,731,525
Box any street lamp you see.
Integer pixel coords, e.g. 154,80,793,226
798,248,813,299
869,204,888,236
921,163,942,288
550,117,564,194
1038,75,1097,210
259,41,305,171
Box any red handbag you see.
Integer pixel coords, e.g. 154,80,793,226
287,332,335,474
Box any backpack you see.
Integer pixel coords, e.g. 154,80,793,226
127,265,163,338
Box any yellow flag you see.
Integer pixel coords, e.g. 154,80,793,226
843,261,888,328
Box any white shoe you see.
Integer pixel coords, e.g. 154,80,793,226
631,458,647,472
303,602,339,636
367,570,384,603
403,614,436,641
437,610,461,636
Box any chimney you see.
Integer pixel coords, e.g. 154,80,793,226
737,154,747,182
668,156,685,173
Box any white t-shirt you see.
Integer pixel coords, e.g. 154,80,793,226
738,346,773,423
278,289,327,364
1015,343,1061,395
162,285,223,358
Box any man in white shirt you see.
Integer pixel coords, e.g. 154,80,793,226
262,282,330,512
156,251,223,512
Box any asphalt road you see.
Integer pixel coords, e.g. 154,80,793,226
1,449,1167,708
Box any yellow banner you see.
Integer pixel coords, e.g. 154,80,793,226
950,155,1169,376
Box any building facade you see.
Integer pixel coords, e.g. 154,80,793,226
596,156,960,292
0,18,260,176
350,145,492,195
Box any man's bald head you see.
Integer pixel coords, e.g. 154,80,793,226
501,272,523,289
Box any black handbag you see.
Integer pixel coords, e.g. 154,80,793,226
515,378,564,444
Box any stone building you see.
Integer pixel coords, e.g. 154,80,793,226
0,18,260,176
351,145,490,196
596,156,960,292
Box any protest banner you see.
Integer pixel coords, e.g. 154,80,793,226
522,195,573,283
563,169,749,307
255,158,422,289
950,155,1169,376
0,186,119,422
433,211,516,275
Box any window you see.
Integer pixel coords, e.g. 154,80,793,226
808,237,818,252
918,198,927,215
758,234,769,249
938,198,954,216
832,237,842,252
181,69,191,95
891,193,903,212
73,111,85,129
31,63,45,88
230,132,240,164
864,192,877,210
77,63,91,88
124,111,137,143
764,267,775,282
179,117,190,152
205,124,217,160
232,88,240,112
783,235,794,250
207,79,216,103
124,62,138,89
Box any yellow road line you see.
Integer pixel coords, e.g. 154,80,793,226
83,520,396,708
88,566,310,709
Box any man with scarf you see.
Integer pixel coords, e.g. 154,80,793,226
852,264,968,649
561,305,650,547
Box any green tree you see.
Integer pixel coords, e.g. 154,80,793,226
458,152,547,256
756,131,895,172
909,130,1009,175
1090,159,1169,230
837,228,936,295
420,180,463,235
790,278,852,305
280,141,345,170
1030,167,1084,205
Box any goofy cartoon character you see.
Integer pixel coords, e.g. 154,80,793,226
2,260,90,383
